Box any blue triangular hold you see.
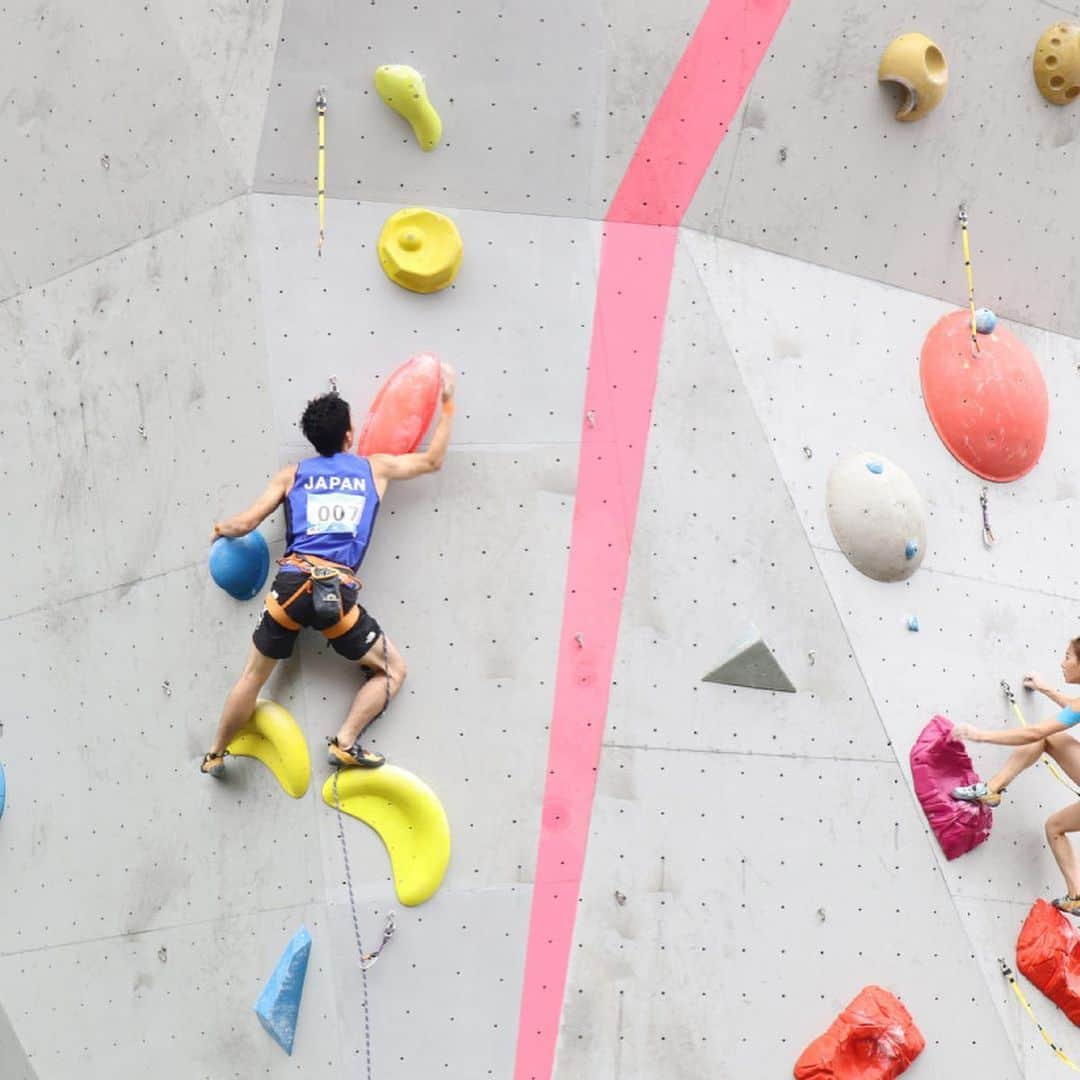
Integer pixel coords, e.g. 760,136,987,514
254,926,311,1056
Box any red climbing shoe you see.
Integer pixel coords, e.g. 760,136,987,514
327,738,385,769
200,751,227,779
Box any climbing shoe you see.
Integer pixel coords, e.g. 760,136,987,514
327,737,385,769
1053,895,1080,916
200,751,227,779
951,781,1001,807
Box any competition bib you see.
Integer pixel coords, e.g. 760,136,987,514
305,492,366,535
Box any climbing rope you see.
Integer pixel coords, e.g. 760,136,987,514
999,958,1080,1072
958,205,979,356
329,633,395,1078
316,87,328,255
980,487,995,547
1001,680,1080,796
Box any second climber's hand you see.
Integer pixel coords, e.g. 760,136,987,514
1023,672,1045,693
440,361,457,402
951,722,978,742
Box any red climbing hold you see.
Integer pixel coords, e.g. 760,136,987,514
355,352,442,456
920,309,1048,482
910,714,992,860
1016,899,1080,1027
793,985,925,1079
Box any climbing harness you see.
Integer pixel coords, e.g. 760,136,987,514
330,638,395,1080
958,205,979,356
316,87,328,255
264,553,362,640
980,487,996,547
999,958,1080,1073
1001,680,1080,796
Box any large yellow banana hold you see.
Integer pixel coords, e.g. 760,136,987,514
227,699,311,798
322,765,451,906
374,64,442,151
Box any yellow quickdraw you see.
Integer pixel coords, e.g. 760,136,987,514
316,87,327,254
999,957,1080,1072
958,204,979,356
1002,680,1080,796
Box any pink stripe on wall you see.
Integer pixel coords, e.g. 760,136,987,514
514,3,791,1079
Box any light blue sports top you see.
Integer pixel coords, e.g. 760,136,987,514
283,454,380,572
1057,707,1080,727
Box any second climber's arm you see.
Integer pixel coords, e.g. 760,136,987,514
955,718,1069,746
212,465,295,539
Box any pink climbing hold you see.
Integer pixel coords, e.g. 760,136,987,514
909,714,992,860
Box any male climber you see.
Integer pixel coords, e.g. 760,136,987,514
950,636,1080,914
201,364,456,777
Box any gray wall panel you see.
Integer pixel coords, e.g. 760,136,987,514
254,2,607,218
0,0,251,297
0,197,274,617
561,746,1022,1078
683,230,1080,601
0,563,322,955
687,0,1080,337
250,193,598,456
608,236,893,762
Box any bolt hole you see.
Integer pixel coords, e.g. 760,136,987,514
1051,75,1066,89
1046,54,1059,68
1051,37,1062,46
1068,86,1080,99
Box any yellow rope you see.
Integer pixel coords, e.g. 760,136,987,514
1000,958,1080,1072
1002,681,1080,796
958,205,979,355
317,88,327,254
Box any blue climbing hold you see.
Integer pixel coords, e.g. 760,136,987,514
905,539,919,560
0,762,5,819
908,615,920,632
866,461,884,475
975,307,998,334
255,925,311,1056
209,532,269,601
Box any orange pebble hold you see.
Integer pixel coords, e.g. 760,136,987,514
1016,899,1080,1026
355,352,443,456
793,985,925,1080
920,309,1048,482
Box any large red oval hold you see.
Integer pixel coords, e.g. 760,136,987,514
355,352,442,456
920,310,1048,482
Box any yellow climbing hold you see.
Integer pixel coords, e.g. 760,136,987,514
1033,24,1080,105
227,699,311,799
322,765,451,906
878,33,948,122
374,64,442,151
378,207,463,294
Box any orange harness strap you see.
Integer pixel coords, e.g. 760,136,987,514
263,556,363,640
322,605,361,640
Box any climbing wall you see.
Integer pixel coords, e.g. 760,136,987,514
3,0,1080,1077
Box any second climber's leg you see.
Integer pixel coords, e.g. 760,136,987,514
986,739,1047,794
1046,802,1080,914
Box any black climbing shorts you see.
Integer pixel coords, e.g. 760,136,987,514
252,570,383,662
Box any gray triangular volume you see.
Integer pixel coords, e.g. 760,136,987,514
0,999,38,1080
702,624,796,693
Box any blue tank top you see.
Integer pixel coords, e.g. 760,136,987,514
284,454,380,571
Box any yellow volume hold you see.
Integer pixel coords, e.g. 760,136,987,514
323,765,451,906
227,699,311,798
374,64,443,151
878,33,948,121
378,206,463,294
